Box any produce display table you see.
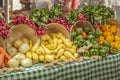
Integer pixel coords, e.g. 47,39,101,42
0,53,120,80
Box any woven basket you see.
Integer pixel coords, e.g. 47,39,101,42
46,23,71,40
70,20,95,40
7,24,39,45
107,18,120,36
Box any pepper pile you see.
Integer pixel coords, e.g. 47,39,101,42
71,26,117,57
99,24,119,52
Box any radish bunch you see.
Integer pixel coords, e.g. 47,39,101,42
36,27,48,37
12,16,37,30
12,16,48,37
48,17,72,32
77,14,87,23
0,20,10,39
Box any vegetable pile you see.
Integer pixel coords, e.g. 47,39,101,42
0,20,10,39
99,24,120,52
81,4,115,26
71,26,118,57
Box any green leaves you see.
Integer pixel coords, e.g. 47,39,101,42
81,4,115,26
29,5,63,27
65,10,79,26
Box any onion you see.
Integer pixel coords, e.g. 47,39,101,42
19,43,30,53
13,39,23,48
8,58,19,68
22,38,29,44
13,54,26,63
7,47,17,57
21,58,32,67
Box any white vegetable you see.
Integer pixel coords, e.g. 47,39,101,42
13,54,26,63
13,39,23,48
7,47,17,57
21,58,32,67
19,43,30,53
8,59,19,68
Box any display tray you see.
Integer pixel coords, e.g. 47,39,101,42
0,53,120,80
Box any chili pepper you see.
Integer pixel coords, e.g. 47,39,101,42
84,50,90,56
90,49,99,56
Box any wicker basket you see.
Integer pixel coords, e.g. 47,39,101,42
70,20,95,40
107,18,120,36
7,24,39,45
46,23,71,40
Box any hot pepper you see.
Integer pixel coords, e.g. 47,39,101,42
90,49,99,56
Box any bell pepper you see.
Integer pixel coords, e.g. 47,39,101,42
84,50,90,56
99,48,107,57
92,43,100,49
110,46,118,54
103,40,111,48
87,35,95,40
106,35,114,42
84,40,91,46
90,49,99,56
101,24,110,32
114,36,120,41
99,36,104,41
114,41,120,50
95,29,101,38
109,25,116,33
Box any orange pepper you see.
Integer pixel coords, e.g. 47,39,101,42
101,24,110,32
109,25,116,33
106,35,114,42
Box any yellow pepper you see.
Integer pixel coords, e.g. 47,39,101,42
114,36,120,41
115,41,120,50
101,25,110,32
103,31,113,38
109,25,116,33
99,36,104,41
106,35,114,42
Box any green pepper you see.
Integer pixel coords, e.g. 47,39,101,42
110,46,118,54
101,46,109,54
90,49,99,56
92,43,100,49
95,29,101,38
87,35,95,40
103,40,111,48
75,35,83,41
84,27,92,34
76,28,83,35
83,40,91,46
84,50,90,56
71,31,77,39
99,48,107,57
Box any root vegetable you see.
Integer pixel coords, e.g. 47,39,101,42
21,58,32,67
7,47,17,57
13,39,23,48
22,38,29,44
19,43,30,53
8,59,19,68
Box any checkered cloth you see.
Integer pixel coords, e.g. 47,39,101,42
0,53,120,80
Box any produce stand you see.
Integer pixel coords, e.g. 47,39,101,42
0,1,120,80
0,53,120,80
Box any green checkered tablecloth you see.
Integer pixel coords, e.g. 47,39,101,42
0,53,120,80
